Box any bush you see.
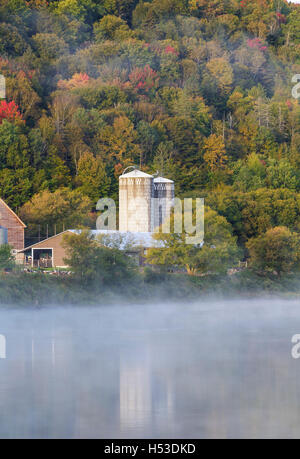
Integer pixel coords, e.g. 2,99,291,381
247,226,300,275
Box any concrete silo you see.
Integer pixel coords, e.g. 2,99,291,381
153,176,175,232
119,168,154,233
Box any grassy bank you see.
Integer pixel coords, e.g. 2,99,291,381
1,270,300,307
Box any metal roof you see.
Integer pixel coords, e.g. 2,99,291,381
73,230,164,249
18,229,165,252
17,230,74,252
154,176,174,183
119,169,153,179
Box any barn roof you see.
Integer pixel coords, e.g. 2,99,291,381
17,230,73,252
0,198,26,228
18,229,164,253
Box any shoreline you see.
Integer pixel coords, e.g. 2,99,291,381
1,270,300,307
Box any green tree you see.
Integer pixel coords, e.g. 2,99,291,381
147,207,240,275
247,226,300,275
266,159,298,191
55,0,103,23
19,188,92,229
77,151,111,204
233,153,266,191
32,33,69,62
63,230,136,286
94,15,132,41
0,244,15,272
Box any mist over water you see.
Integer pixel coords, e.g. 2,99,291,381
1,299,300,439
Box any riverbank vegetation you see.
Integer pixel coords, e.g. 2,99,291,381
1,267,300,307
1,230,300,307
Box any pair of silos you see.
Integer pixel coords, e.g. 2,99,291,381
119,169,174,233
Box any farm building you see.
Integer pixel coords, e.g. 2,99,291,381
119,167,174,233
17,168,174,268
17,230,163,269
17,231,73,268
0,198,26,251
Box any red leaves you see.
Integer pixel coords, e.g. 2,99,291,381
247,38,267,51
276,12,286,24
129,65,159,94
0,101,24,125
164,45,179,56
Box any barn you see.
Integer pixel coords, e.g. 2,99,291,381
17,230,163,269
0,198,26,251
17,230,74,268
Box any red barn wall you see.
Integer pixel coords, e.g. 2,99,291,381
0,200,25,250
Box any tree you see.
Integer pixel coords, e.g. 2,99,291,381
146,207,240,275
137,120,158,167
206,187,300,247
58,73,90,91
5,69,41,122
94,15,132,41
77,151,111,204
96,115,141,168
0,244,15,272
266,159,298,191
203,134,228,171
206,57,233,95
232,153,266,191
19,188,92,230
0,167,33,208
247,226,300,275
0,101,23,125
63,230,136,286
55,0,103,23
129,65,159,95
32,33,69,62
0,23,27,57
152,141,177,181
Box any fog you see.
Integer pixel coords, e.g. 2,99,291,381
1,299,300,439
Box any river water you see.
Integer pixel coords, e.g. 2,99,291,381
0,299,300,439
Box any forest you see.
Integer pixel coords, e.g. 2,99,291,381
1,0,300,266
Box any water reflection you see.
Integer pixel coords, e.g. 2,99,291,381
0,300,300,438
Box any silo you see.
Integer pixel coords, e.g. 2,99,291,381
153,176,175,232
0,226,8,245
119,168,154,232
0,74,5,99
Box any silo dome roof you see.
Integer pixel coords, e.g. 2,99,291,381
154,176,174,183
119,169,153,179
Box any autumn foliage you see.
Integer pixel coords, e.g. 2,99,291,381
0,101,23,125
247,38,267,51
129,65,159,93
58,73,90,90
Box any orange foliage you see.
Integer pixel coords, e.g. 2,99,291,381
58,73,90,90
